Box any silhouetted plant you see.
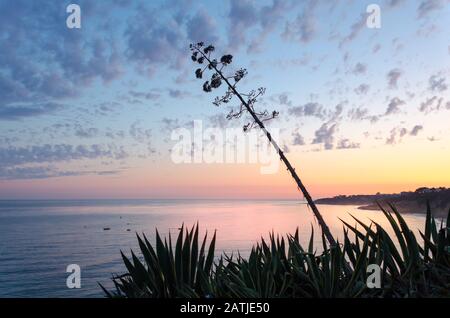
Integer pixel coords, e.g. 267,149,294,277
102,204,450,298
100,224,218,298
189,42,336,245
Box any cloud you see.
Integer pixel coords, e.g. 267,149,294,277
312,123,338,150
329,103,345,121
385,97,405,115
292,132,305,146
249,0,296,51
282,1,317,43
347,107,369,121
0,165,121,180
345,107,381,124
129,90,161,100
386,125,423,144
227,0,259,50
228,0,299,52
354,84,370,95
288,102,344,122
337,139,360,149
186,9,219,45
372,43,382,54
417,0,447,19
386,127,405,144
129,121,155,154
270,93,293,107
387,69,402,89
0,102,61,120
208,114,233,129
419,96,446,113
288,102,326,119
75,126,99,139
410,125,423,136
428,74,448,92
168,89,191,99
0,1,124,112
125,7,186,74
0,143,128,168
387,0,406,7
339,13,367,47
105,129,126,140
160,117,195,143
352,63,367,75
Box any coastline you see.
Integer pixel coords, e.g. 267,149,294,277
316,202,449,217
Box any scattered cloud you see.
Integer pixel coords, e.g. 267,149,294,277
0,143,128,167
0,165,121,180
129,121,155,155
270,93,293,107
372,43,381,53
208,114,233,129
312,123,338,150
352,63,367,75
161,117,181,131
387,0,406,7
129,90,161,100
125,7,186,75
0,102,62,121
410,125,423,136
417,0,447,19
168,89,191,99
75,126,99,139
292,132,305,146
428,74,448,92
282,1,317,43
354,84,370,95
337,139,360,149
227,0,259,50
387,69,402,89
339,13,367,47
419,96,445,113
385,97,406,115
386,125,423,144
186,9,219,45
288,102,326,119
347,107,369,121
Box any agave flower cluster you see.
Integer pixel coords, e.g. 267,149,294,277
189,42,279,132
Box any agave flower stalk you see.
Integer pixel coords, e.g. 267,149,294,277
190,42,336,246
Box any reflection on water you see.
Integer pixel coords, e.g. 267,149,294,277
0,200,428,297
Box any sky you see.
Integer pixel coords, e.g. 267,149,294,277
0,0,449,200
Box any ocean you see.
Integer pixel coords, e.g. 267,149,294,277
0,199,428,298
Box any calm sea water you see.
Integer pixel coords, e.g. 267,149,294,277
0,199,427,298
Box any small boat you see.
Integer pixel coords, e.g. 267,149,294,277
103,227,111,231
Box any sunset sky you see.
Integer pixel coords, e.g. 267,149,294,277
0,0,449,199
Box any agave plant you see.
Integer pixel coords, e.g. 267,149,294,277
216,227,373,298
102,203,450,298
340,202,450,297
100,224,217,298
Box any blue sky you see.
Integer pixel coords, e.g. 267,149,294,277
0,0,449,199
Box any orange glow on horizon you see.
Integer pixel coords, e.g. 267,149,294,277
1,137,449,200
